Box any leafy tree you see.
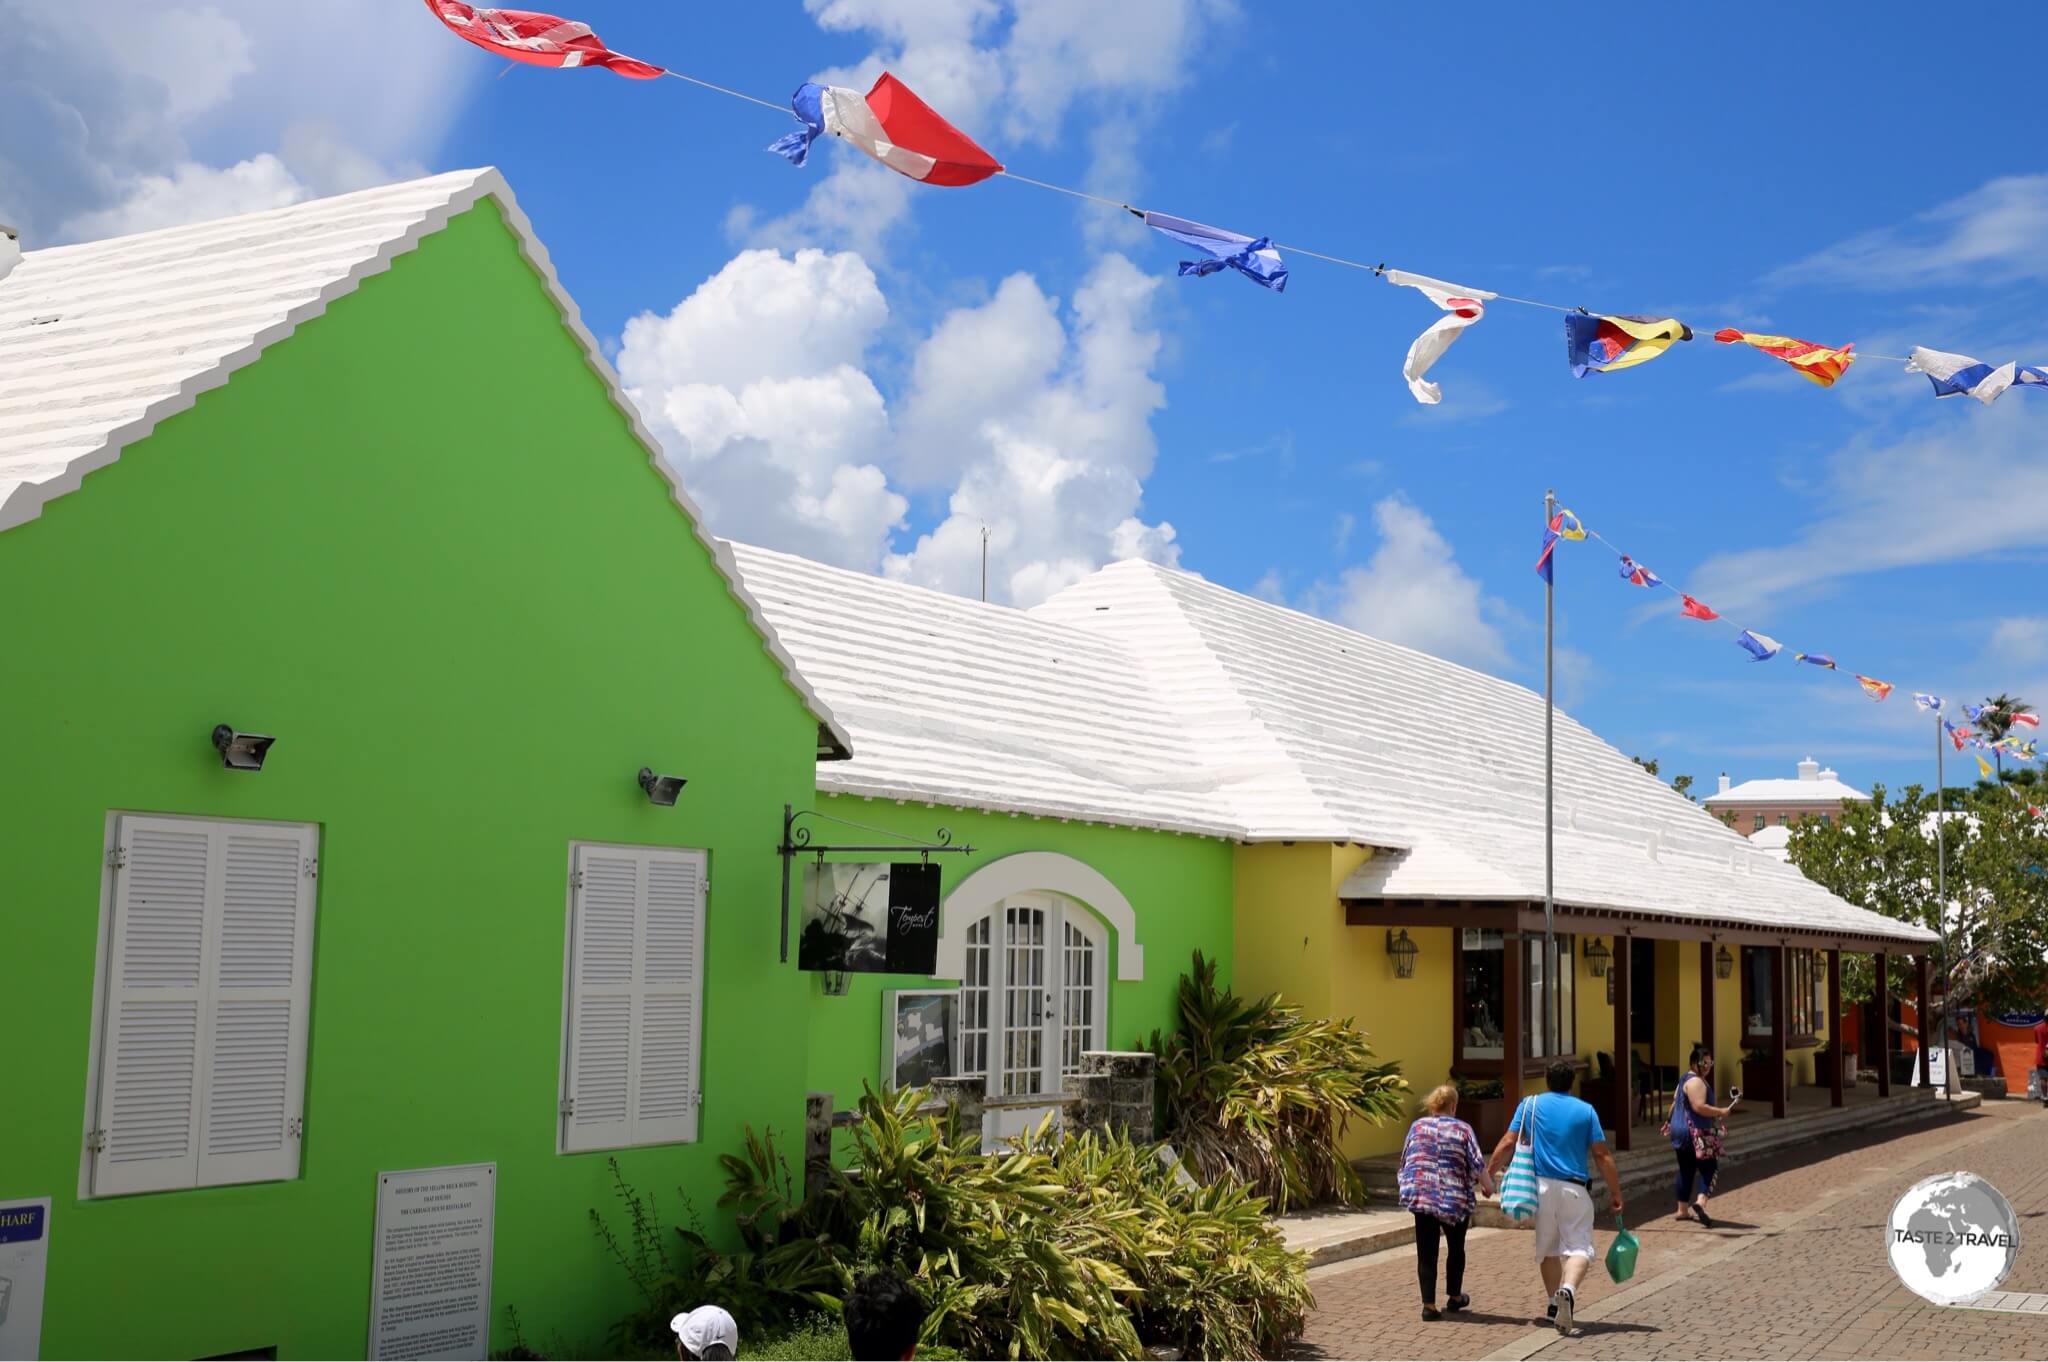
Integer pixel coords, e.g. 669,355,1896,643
1977,693,2034,778
1787,783,2048,1038
1630,755,1699,804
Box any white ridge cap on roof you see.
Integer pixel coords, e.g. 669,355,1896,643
0,167,851,761
1032,559,1932,946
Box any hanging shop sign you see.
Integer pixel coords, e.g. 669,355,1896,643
775,805,972,964
368,1163,496,1361
799,861,941,975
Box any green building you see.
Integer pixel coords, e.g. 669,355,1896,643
0,170,859,1360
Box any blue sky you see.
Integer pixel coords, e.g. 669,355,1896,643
9,2,2047,797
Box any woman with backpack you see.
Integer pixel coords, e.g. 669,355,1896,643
1668,1044,1735,1228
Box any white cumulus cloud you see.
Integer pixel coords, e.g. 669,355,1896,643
1298,495,1511,671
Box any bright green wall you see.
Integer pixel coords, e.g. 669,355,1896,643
0,202,823,1360
803,797,1234,1108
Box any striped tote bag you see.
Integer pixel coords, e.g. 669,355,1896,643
1499,1097,1540,1221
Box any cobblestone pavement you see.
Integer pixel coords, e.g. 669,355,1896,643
1294,1102,2048,1360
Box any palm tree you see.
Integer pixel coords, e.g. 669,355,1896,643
1978,693,2034,778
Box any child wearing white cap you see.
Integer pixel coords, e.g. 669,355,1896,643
671,1304,739,1361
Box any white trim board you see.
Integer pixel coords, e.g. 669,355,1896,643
936,851,1142,981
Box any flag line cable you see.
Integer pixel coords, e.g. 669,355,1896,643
611,59,1954,382
1567,517,1998,720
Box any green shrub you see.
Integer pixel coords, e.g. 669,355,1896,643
1151,951,1408,1210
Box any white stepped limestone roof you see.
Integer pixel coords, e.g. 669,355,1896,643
0,168,850,760
726,543,1248,837
734,548,1933,947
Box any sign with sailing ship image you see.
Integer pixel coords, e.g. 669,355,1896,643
798,861,942,975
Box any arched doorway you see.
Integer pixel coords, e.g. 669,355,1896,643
936,852,1143,1144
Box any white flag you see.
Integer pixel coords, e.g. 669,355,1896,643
1385,270,1497,405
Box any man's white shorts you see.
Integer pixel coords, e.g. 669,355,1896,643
1532,1177,1595,1260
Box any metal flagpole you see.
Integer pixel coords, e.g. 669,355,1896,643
1544,489,1557,1053
1935,711,1949,1096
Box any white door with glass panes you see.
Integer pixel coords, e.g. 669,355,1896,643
958,893,1106,1148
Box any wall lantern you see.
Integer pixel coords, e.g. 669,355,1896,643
1715,945,1736,980
211,724,275,772
637,767,688,806
1385,928,1419,979
1583,937,1611,978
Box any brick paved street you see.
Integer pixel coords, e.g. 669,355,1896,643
1295,1102,2048,1360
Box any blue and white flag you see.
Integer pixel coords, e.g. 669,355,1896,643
1915,693,1944,712
1735,629,1782,662
1905,347,2048,405
768,83,828,167
1142,211,1288,291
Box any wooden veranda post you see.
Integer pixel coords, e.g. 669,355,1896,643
1828,948,1843,1108
1612,933,1632,1151
1502,929,1523,1112
1916,954,1932,1089
1876,952,1892,1097
1770,945,1787,1120
1699,940,1716,1067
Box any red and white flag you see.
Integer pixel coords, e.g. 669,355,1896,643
2011,712,2041,728
423,0,663,78
1384,270,1496,405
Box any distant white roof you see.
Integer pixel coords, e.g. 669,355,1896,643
1749,824,1793,861
1705,757,1868,806
0,169,850,759
734,549,1933,947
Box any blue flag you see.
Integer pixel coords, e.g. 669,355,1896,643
1735,629,1782,662
769,83,828,166
1142,211,1288,291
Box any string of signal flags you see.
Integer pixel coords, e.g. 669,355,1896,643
423,1,2048,411
1534,502,2043,780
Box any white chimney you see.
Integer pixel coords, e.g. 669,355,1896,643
1718,772,1731,794
1819,766,1838,782
1797,757,1820,782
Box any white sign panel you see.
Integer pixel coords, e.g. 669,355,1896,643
0,1198,50,1362
368,1164,496,1361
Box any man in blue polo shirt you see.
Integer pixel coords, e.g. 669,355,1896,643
1486,1060,1624,1336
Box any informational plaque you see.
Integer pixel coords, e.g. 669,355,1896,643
0,1197,50,1361
368,1164,496,1360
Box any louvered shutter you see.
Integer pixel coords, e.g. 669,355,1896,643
634,851,704,1144
562,846,706,1151
197,825,316,1187
93,818,212,1195
562,848,639,1152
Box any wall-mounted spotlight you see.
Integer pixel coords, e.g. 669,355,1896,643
212,724,275,771
638,767,688,806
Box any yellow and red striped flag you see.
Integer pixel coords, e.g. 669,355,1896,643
1714,329,1856,387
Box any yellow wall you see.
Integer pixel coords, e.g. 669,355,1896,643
1232,844,1451,1159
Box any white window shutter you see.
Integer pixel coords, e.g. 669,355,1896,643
196,825,316,1188
634,851,704,1145
93,817,212,1196
562,848,639,1152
